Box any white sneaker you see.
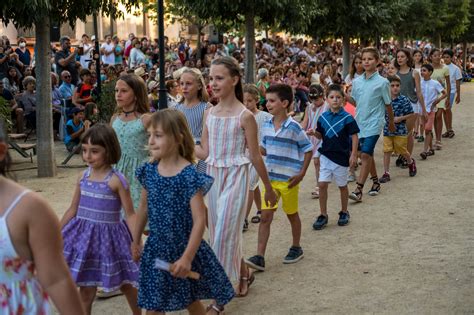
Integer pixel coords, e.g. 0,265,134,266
96,288,123,299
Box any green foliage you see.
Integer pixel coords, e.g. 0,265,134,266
0,98,12,131
94,79,117,123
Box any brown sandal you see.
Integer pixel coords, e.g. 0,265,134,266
235,272,255,298
206,303,225,314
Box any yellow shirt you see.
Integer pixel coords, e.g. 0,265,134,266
431,65,449,88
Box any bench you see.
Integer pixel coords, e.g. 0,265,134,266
8,134,36,163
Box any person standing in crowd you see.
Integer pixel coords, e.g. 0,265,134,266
15,37,31,67
55,36,79,85
441,49,462,139
79,34,94,69
101,35,115,66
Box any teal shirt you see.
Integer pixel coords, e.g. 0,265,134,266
351,71,391,138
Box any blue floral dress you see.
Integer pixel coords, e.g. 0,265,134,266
135,162,234,312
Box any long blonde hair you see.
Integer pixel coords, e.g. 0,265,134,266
149,109,195,163
181,68,209,102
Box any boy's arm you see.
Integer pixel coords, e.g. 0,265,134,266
385,104,396,132
288,150,313,189
455,79,461,104
350,133,359,167
433,89,448,106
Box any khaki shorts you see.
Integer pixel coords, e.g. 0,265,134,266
383,136,408,154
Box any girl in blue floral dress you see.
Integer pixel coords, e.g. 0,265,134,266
132,109,234,314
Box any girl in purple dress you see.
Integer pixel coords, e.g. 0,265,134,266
60,124,140,314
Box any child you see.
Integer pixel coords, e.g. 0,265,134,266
132,109,234,314
174,67,210,173
64,107,89,153
195,56,277,297
243,84,273,228
419,64,447,159
311,84,359,230
379,76,417,183
60,124,140,314
84,102,99,126
0,119,84,314
300,84,327,199
347,47,396,202
246,84,313,271
441,49,462,138
73,69,94,108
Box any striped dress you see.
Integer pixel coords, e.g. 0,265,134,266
306,102,328,158
174,101,209,173
205,107,250,282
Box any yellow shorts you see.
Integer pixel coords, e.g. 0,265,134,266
383,136,408,155
261,181,299,215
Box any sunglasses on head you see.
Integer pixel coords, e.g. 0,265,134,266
309,93,322,99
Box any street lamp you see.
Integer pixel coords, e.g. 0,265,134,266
157,0,167,109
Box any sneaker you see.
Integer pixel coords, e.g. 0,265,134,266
379,172,390,183
312,214,328,230
408,159,417,177
337,211,350,226
283,246,304,264
96,289,123,299
245,255,265,272
347,173,356,182
417,136,425,143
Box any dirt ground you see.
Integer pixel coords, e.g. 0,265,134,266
11,83,474,314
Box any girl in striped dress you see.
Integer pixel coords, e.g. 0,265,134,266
196,56,277,298
174,68,211,173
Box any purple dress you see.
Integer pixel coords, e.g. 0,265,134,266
62,168,139,291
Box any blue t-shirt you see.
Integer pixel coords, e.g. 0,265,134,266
64,119,83,145
317,109,360,167
384,95,414,136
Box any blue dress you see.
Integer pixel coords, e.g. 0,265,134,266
135,162,234,312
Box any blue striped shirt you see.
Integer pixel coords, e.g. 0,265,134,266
173,102,209,143
261,116,313,181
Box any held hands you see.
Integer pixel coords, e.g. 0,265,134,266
171,257,192,279
288,173,304,189
131,243,142,262
306,128,315,136
393,117,402,124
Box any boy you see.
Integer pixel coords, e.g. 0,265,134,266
379,76,417,183
64,107,89,153
441,49,462,138
419,64,447,159
246,84,313,271
72,69,93,109
311,84,359,230
347,47,396,202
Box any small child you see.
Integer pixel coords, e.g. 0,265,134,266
301,84,328,199
132,109,234,314
60,124,140,314
243,84,273,228
64,107,89,153
379,75,417,183
311,84,359,230
246,84,313,271
419,64,447,159
84,102,99,126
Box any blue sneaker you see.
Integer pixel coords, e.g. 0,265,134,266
313,214,328,230
337,211,350,226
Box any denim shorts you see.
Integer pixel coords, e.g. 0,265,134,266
359,135,380,156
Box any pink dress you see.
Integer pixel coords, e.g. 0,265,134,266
0,190,51,314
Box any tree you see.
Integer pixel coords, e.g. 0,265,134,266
456,0,474,70
0,0,140,177
427,0,470,48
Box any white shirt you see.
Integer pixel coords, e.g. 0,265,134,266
101,42,115,65
79,43,93,69
421,79,444,112
446,63,462,93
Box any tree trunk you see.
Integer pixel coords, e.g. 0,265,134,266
196,25,203,61
244,10,255,84
437,33,442,48
342,34,350,79
35,15,56,177
398,34,405,49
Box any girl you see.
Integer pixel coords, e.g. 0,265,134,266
132,109,234,314
84,102,99,126
175,68,210,173
301,84,328,199
111,74,151,211
0,119,84,314
344,54,364,85
60,124,140,314
242,84,273,228
2,67,20,95
429,48,451,150
394,48,426,161
196,56,277,297
166,79,181,108
413,49,426,142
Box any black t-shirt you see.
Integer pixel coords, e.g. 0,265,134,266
55,49,79,85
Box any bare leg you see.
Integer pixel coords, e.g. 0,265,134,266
339,185,349,212
187,300,206,315
369,156,378,180
15,108,24,133
245,190,254,220
383,152,391,174
120,284,141,315
79,287,97,315
424,131,433,152
357,153,373,185
314,157,320,186
444,107,453,131
146,311,164,315
254,186,262,211
318,182,329,216
257,210,275,256
434,109,444,143
406,116,415,155
286,212,302,248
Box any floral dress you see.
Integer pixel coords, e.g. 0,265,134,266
0,190,51,314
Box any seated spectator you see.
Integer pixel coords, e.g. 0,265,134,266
84,102,99,126
2,67,21,95
165,79,180,108
59,70,75,105
64,107,89,152
72,69,93,108
17,76,36,130
0,80,23,133
148,80,159,111
51,72,63,139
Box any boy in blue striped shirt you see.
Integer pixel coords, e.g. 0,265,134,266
246,84,313,271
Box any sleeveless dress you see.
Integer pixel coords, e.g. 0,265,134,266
62,168,139,292
174,101,209,173
205,107,250,281
0,190,52,314
307,103,328,158
135,162,234,311
112,116,149,209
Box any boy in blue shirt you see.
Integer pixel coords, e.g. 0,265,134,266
246,84,313,271
310,84,359,230
64,107,88,152
379,76,416,183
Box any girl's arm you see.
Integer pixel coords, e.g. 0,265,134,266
413,70,427,116
27,195,85,314
241,111,277,207
300,106,309,130
110,174,136,235
60,173,82,228
171,191,206,278
195,108,210,160
131,189,148,261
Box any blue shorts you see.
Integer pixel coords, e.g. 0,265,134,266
449,93,456,108
359,135,380,156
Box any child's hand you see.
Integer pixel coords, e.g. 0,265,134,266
171,257,192,279
388,122,396,133
350,154,357,168
393,117,402,124
306,128,315,136
264,188,278,208
288,173,304,188
131,243,142,262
